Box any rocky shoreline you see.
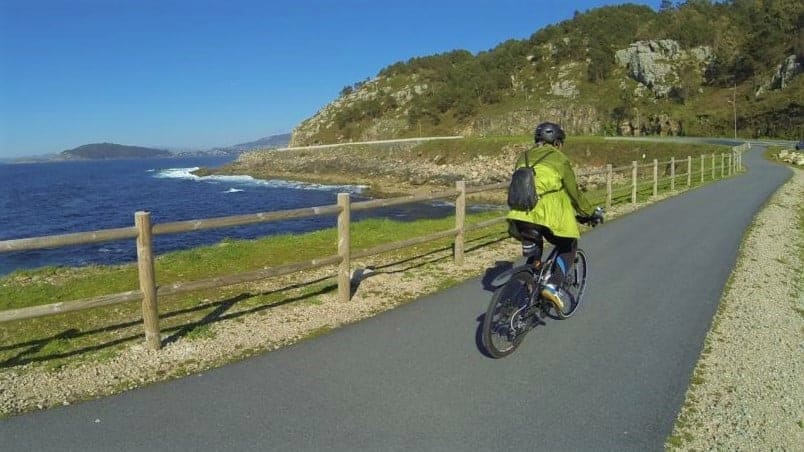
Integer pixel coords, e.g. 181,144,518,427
196,142,616,199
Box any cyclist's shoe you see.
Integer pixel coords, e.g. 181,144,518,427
540,283,564,312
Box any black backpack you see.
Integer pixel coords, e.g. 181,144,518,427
507,151,552,211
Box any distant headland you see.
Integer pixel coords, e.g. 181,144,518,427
1,133,292,163
61,143,172,160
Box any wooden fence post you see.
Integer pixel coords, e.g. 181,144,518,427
701,154,705,183
728,152,733,176
454,181,466,265
135,211,160,351
606,164,613,209
337,193,351,302
670,157,676,191
652,159,658,196
733,150,737,174
711,153,716,180
632,161,638,205
687,156,692,187
721,153,725,178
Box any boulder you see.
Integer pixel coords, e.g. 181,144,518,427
777,150,804,166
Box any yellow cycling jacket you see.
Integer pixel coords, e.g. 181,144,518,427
506,144,594,239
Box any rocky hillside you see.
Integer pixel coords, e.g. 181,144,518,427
291,1,803,145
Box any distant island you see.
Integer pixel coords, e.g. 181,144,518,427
0,133,294,163
62,143,172,160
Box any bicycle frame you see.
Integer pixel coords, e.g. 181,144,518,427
489,246,562,289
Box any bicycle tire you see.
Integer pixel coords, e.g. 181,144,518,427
481,269,535,358
557,249,587,318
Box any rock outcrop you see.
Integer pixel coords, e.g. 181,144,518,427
756,55,802,97
618,113,682,137
776,149,804,166
615,40,711,97
290,76,425,147
463,105,602,137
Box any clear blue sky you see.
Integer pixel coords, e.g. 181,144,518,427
0,0,656,158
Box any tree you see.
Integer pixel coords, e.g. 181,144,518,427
587,44,613,82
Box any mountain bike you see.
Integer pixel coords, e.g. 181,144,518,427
481,215,598,358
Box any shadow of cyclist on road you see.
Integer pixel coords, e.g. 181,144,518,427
481,260,514,292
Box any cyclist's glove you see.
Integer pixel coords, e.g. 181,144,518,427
577,207,605,227
591,207,605,226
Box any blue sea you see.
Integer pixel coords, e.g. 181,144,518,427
0,157,464,276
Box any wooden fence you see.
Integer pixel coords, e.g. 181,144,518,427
0,143,749,350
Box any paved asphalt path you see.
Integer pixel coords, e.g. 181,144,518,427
1,144,792,451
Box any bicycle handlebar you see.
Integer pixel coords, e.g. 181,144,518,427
577,207,605,227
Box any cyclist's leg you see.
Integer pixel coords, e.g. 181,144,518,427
541,229,578,287
507,220,544,264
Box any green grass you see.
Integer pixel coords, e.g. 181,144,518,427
0,209,505,370
184,324,216,341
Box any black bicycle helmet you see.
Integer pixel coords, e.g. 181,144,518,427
534,122,565,145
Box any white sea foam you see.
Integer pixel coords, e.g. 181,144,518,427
430,200,455,208
153,167,366,194
224,188,245,193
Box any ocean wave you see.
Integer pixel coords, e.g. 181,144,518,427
429,200,455,208
152,167,202,180
152,167,366,194
224,188,245,193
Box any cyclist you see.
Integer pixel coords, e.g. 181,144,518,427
506,122,603,312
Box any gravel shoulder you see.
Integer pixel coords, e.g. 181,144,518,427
667,167,804,450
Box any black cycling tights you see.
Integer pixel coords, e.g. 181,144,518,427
508,220,577,287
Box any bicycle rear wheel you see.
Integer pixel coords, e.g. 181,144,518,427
557,249,587,318
482,270,535,358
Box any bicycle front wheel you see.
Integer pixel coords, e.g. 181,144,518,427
482,270,535,358
558,249,588,318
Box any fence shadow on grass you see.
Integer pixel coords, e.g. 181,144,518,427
348,233,508,298
1,231,510,367
0,274,338,368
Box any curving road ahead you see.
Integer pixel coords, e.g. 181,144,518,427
0,144,792,451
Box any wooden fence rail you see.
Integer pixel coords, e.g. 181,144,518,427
0,143,750,349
